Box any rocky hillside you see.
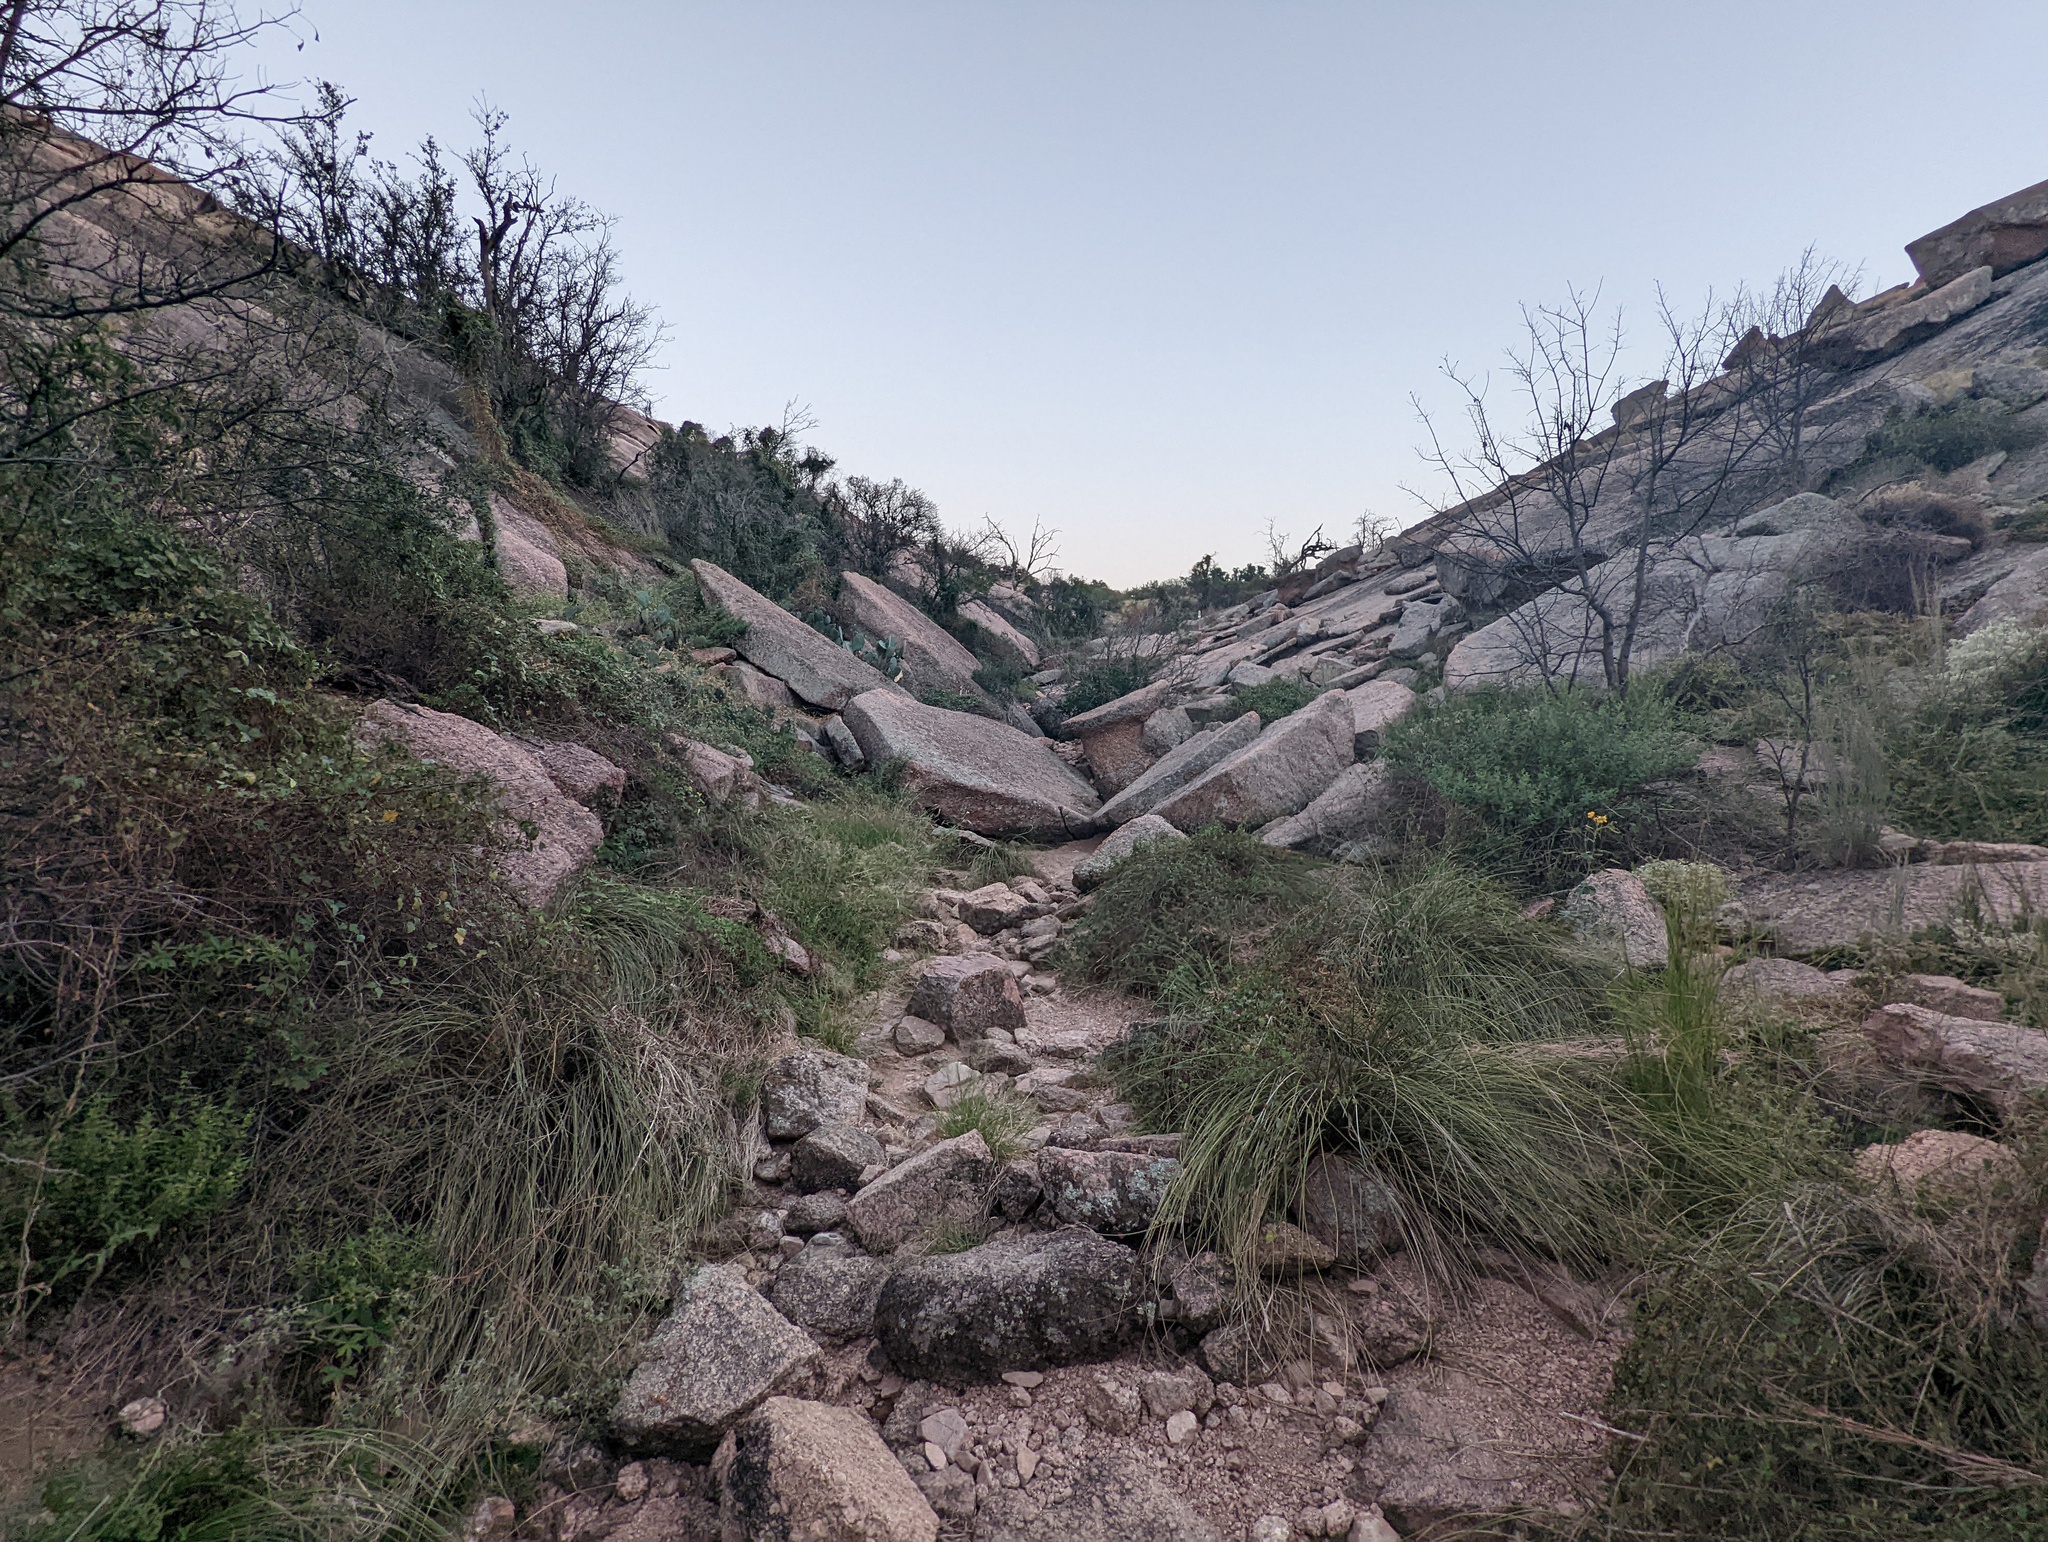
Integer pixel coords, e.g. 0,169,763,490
15,37,2048,1542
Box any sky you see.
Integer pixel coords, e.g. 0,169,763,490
253,2,2048,586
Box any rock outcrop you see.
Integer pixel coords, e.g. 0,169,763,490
1091,712,1263,829
835,571,984,699
842,689,1099,835
1151,692,1356,832
355,701,603,907
846,1132,999,1253
1072,814,1187,889
693,559,895,710
1862,1002,2048,1117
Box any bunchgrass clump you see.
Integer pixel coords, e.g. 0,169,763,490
1105,861,1625,1282
1058,828,1323,993
966,838,1037,887
935,1089,1034,1162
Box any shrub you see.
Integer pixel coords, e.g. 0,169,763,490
1059,828,1323,994
1057,655,1155,719
1383,685,1697,879
1858,398,2041,476
1230,678,1318,722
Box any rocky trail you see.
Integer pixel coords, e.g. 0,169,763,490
483,837,1641,1542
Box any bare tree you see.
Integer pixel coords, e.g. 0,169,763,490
1416,285,1760,694
1720,247,1863,492
981,515,1060,583
0,0,310,319
1263,519,1333,578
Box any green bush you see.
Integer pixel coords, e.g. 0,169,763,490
1057,655,1156,719
1,1088,249,1311
1230,678,1318,722
1384,685,1697,878
1858,398,2041,476
1059,828,1322,994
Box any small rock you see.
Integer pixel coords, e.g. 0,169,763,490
1563,870,1669,971
1254,1221,1339,1274
924,1440,949,1471
919,1407,970,1458
721,1396,939,1542
117,1396,167,1437
895,1015,947,1053
613,1462,649,1502
1348,1506,1401,1542
762,1048,872,1140
1140,1366,1217,1420
612,1264,822,1455
1072,814,1188,890
1016,1445,1040,1482
461,1495,517,1542
906,954,1027,1040
967,1039,1036,1076
1082,1371,1144,1434
923,1060,983,1110
753,1148,791,1185
1250,1516,1293,1542
791,1123,886,1193
1165,1409,1200,1444
847,1131,998,1252
1038,1146,1180,1235
783,1191,850,1235
1001,1370,1044,1388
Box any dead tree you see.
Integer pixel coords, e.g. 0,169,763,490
1417,286,1764,695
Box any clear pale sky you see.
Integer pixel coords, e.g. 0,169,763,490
256,2,2048,586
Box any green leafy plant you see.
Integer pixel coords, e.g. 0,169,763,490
1230,677,1318,722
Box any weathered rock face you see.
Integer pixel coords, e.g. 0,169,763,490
835,571,983,699
1358,1374,1576,1534
1142,706,1194,757
1853,1129,2020,1212
957,598,1041,667
1299,1154,1405,1265
1727,862,2048,957
693,559,893,711
1062,681,1176,796
1092,712,1262,829
490,498,570,600
356,701,602,908
975,1448,1220,1542
1151,692,1356,832
841,690,1099,837
1890,973,2006,1022
1564,870,1669,970
1442,505,1869,694
517,736,628,807
1072,814,1187,890
720,1397,939,1542
874,1229,1146,1383
1862,1002,2048,1117
1720,957,1847,1003
845,1132,998,1253
1258,761,1399,858
611,1265,821,1454
761,1049,871,1141
1344,679,1417,756
1908,176,2048,289
771,1238,892,1341
904,954,1026,1040
1037,1147,1179,1236
1817,266,1994,367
